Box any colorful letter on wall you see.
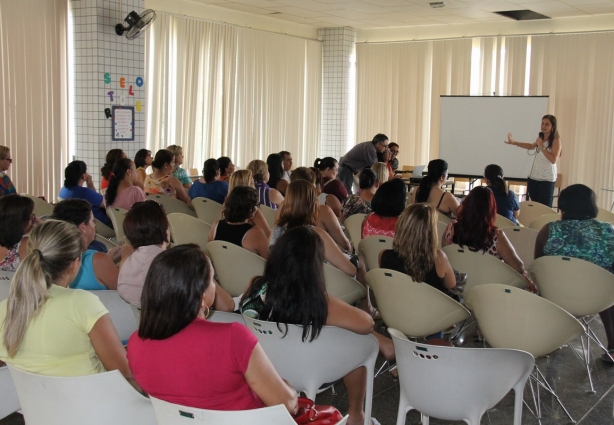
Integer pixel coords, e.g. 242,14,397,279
136,100,142,112
119,77,126,88
107,91,114,101
135,76,144,87
104,73,111,84
128,85,134,96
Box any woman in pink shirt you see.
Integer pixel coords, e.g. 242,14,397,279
105,158,147,210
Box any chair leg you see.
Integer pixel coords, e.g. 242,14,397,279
395,397,409,425
534,366,576,423
580,335,596,394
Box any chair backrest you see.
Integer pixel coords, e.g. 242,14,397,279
95,234,118,252
8,366,156,425
465,284,584,358
129,303,141,322
147,194,197,217
501,226,538,268
436,221,448,247
242,316,379,407
528,213,561,231
323,262,366,305
206,241,265,297
517,201,556,227
530,256,614,317
389,328,534,424
192,197,223,224
495,214,516,229
596,207,614,223
167,213,210,251
106,207,128,243
22,194,54,217
94,218,115,239
437,213,452,224
358,235,393,271
344,213,367,248
259,204,277,228
86,290,137,343
0,270,14,302
208,311,245,325
442,244,527,292
366,268,469,338
150,397,297,425
0,366,19,420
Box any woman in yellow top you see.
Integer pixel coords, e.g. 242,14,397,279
0,220,137,389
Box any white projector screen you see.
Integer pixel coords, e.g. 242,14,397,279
439,96,549,180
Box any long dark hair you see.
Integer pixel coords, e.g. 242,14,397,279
484,164,507,196
139,244,211,340
218,157,232,177
266,154,284,190
244,226,328,342
0,195,34,248
151,149,174,170
416,159,448,202
101,149,124,180
134,149,151,169
64,160,87,188
105,158,133,206
452,186,498,253
542,114,559,149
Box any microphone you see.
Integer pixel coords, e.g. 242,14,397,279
539,132,544,139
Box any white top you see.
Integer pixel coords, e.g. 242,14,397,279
317,192,327,205
529,146,557,182
282,170,291,183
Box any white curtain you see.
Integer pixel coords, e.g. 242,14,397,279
145,14,322,171
0,0,68,201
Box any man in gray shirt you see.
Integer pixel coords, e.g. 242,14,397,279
338,133,390,194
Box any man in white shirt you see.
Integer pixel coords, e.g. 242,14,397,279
280,151,293,182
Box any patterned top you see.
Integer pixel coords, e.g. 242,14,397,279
361,213,398,239
239,281,269,319
529,146,557,182
0,239,23,271
443,221,501,259
543,219,614,273
173,166,192,186
254,181,277,210
0,172,16,197
144,174,176,198
343,194,372,219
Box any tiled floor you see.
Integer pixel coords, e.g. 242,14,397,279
2,320,614,425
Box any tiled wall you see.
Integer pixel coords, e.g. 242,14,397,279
70,0,146,187
319,27,357,160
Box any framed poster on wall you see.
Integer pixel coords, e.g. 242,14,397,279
112,106,135,141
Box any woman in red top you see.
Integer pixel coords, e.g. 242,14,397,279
127,244,297,413
362,179,407,238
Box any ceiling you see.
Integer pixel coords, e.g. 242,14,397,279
190,0,614,29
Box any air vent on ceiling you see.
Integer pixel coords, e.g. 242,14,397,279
429,2,446,8
494,10,550,20
269,12,281,14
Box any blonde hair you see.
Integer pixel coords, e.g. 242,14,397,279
247,160,268,182
3,220,83,357
0,146,9,160
278,180,318,228
371,162,389,185
290,167,317,185
166,145,183,156
228,169,255,193
393,203,438,283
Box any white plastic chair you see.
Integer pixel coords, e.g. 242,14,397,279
94,218,115,239
106,207,128,243
528,213,561,231
22,194,54,217
147,194,197,217
8,366,156,425
344,213,367,248
501,226,539,268
436,213,452,224
495,214,517,229
442,244,527,293
530,255,614,393
206,241,265,297
167,213,211,251
95,234,118,252
192,197,223,224
596,207,614,223
242,316,378,425
517,201,556,227
208,310,245,325
87,290,138,343
323,262,366,305
0,270,14,302
0,365,19,420
358,235,393,271
260,204,277,228
390,328,534,425
436,221,448,248
465,284,584,423
366,268,470,338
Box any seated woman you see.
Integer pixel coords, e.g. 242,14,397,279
247,159,283,209
134,149,152,187
535,184,614,361
188,158,229,204
218,156,235,182
442,186,536,292
100,149,127,191
60,160,112,226
309,167,343,219
166,145,192,189
370,162,389,187
0,195,39,271
343,168,378,220
241,226,389,425
105,158,147,210
0,220,137,389
144,149,193,207
227,170,271,238
483,164,520,225
412,159,459,219
376,147,394,180
313,157,348,204
266,153,288,196
0,146,16,196
387,143,400,173
362,179,407,239
127,244,296,412
52,199,119,290
208,186,270,259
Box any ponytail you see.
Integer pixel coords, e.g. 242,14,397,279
484,164,507,196
416,159,448,202
105,158,133,206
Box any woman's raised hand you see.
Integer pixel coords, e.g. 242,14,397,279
505,133,515,145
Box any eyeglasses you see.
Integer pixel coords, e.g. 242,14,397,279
390,150,399,155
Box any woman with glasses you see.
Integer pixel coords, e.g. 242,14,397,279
0,146,16,197
0,195,39,271
388,142,400,172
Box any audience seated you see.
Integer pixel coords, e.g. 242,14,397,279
218,156,235,182
105,158,147,210
59,160,111,226
227,170,271,237
309,167,343,218
362,179,406,239
0,220,138,390
166,145,192,189
0,146,16,197
412,159,459,218
134,149,152,187
376,148,394,180
442,186,536,292
387,143,400,173
188,158,229,204
100,149,127,190
127,244,293,411
370,162,389,186
313,157,348,204
52,199,119,290
279,151,293,182
208,186,269,259
483,164,520,225
0,195,39,271
266,153,288,195
117,201,170,305
343,168,378,220
247,160,283,209
144,149,193,207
